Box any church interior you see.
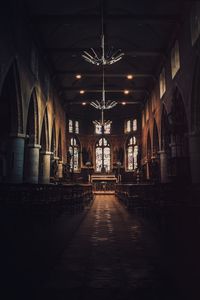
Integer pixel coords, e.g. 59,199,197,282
0,1,200,299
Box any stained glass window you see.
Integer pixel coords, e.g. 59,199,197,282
133,119,137,131
69,137,79,171
126,120,131,132
125,119,137,133
95,122,111,134
95,124,102,134
127,136,138,171
96,138,111,172
75,121,79,134
69,120,73,133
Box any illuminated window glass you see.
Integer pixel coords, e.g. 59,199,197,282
75,121,79,134
191,3,200,45
69,120,73,133
104,123,111,134
95,122,111,134
95,124,102,134
95,138,111,172
69,137,79,171
133,119,137,131
126,120,131,132
159,68,166,98
171,41,180,79
127,136,138,171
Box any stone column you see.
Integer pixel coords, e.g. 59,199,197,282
58,160,63,179
188,131,200,184
159,150,169,183
39,151,51,184
25,144,41,184
146,160,150,180
7,134,25,184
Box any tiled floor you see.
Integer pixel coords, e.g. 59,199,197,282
41,195,178,299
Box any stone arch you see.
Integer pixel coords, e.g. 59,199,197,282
152,119,160,181
26,88,39,145
153,119,159,156
39,108,50,183
169,87,190,182
51,119,56,157
0,60,24,182
147,130,151,160
58,128,62,160
191,56,200,132
40,108,49,152
161,105,170,152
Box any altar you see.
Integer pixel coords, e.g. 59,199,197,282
91,174,117,194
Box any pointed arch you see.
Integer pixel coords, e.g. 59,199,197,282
58,128,62,160
147,130,151,160
0,59,23,135
161,105,170,151
191,57,200,131
51,119,56,157
153,119,159,156
26,88,39,144
40,108,49,151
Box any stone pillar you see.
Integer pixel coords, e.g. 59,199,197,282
159,150,169,183
170,142,182,158
25,144,41,184
58,160,63,179
39,151,51,184
146,160,150,180
7,134,25,184
188,131,200,184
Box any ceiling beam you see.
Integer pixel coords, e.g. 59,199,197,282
31,14,181,24
54,71,156,80
61,87,149,94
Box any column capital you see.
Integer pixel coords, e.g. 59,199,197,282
27,143,41,149
158,150,166,155
40,151,53,155
9,133,26,139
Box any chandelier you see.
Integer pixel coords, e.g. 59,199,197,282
82,35,124,66
81,2,125,126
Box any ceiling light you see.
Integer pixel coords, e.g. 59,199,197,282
127,74,133,80
76,74,82,79
122,102,126,105
81,5,124,66
82,102,86,105
80,90,85,94
124,90,130,95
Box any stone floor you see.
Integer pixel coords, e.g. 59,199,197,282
38,195,179,299
4,193,199,299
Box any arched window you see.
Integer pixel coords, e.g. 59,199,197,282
95,137,111,172
127,136,138,171
69,137,80,171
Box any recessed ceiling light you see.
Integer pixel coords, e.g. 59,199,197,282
80,90,85,94
122,102,126,105
76,74,82,79
124,90,130,95
82,102,86,105
127,74,133,80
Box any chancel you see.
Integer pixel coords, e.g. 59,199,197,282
0,1,200,299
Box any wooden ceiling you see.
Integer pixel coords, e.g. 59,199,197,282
25,0,192,110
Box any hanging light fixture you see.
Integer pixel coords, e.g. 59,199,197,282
82,1,124,126
82,5,124,66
